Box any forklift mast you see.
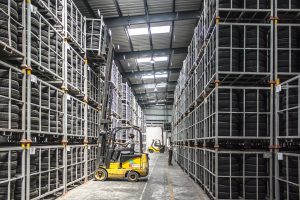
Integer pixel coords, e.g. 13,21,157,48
96,41,114,167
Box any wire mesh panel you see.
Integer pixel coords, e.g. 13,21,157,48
206,87,271,140
29,10,63,80
277,76,300,140
275,0,300,22
0,0,24,56
28,146,64,199
87,144,97,179
66,45,85,95
29,76,64,136
0,147,25,200
86,18,108,57
276,152,300,200
66,0,85,48
87,105,100,139
275,24,300,80
0,65,25,132
176,148,272,200
87,66,101,107
66,145,85,188
66,96,84,138
31,0,63,25
122,83,131,104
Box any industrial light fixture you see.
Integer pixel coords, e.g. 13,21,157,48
150,58,155,64
128,26,171,36
154,87,158,92
156,83,167,88
151,26,171,34
128,28,148,36
142,72,168,79
142,74,154,79
155,73,168,78
137,56,168,63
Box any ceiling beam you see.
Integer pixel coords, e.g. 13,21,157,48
105,11,201,27
123,68,180,78
112,0,122,17
114,47,187,60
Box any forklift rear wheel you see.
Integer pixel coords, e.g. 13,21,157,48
148,149,154,153
127,171,139,182
94,168,108,181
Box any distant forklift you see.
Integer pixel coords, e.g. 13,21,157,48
148,139,165,153
95,126,149,182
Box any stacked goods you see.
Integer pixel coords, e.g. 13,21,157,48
173,0,274,199
0,0,110,198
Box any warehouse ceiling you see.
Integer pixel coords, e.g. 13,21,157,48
75,0,201,109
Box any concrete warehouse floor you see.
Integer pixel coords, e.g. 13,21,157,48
58,154,209,200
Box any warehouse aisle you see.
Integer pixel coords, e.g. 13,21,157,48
59,154,208,200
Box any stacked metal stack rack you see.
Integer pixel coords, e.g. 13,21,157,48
274,1,300,199
110,61,122,139
0,0,109,199
173,0,275,199
113,80,146,146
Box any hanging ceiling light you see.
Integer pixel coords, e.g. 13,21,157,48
150,58,155,64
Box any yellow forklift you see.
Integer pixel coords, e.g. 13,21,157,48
148,139,165,153
95,126,149,182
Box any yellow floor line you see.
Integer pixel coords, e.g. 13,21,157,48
167,169,175,200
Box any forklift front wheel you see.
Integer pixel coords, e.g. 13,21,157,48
94,168,108,181
127,171,139,182
148,149,154,153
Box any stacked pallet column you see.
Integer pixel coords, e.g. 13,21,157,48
274,1,300,199
110,62,122,137
0,0,26,193
173,0,274,199
0,0,109,199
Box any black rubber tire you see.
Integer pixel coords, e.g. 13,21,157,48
0,87,20,99
0,104,19,114
0,160,17,170
127,171,139,182
246,0,269,9
278,0,299,9
219,0,240,8
0,69,19,80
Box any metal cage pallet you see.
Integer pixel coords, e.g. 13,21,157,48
175,146,273,200
0,0,110,199
172,1,300,200
275,152,300,200
0,145,97,200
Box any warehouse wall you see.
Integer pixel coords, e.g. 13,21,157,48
146,127,166,149
144,107,172,124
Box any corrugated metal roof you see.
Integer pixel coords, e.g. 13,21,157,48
118,0,145,16
111,27,132,52
172,19,197,48
131,35,151,51
169,73,180,81
120,59,139,72
150,21,172,49
138,63,153,71
175,0,201,12
170,53,186,67
88,0,119,18
73,0,91,17
147,0,173,14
